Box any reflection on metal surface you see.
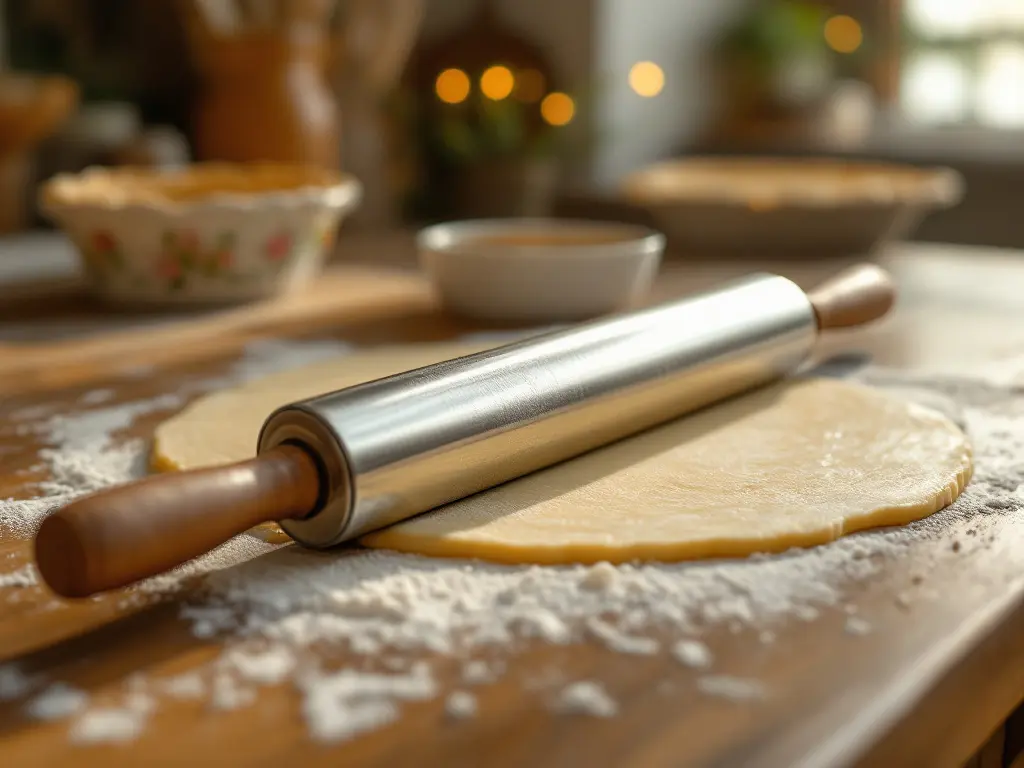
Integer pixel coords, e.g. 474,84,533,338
259,274,817,548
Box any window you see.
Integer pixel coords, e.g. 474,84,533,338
901,0,1024,127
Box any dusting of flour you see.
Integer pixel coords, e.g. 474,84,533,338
445,691,478,720
555,681,618,717
2,338,1024,747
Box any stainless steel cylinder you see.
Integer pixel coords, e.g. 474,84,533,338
258,273,817,548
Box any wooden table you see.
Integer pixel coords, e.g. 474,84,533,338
1,237,1023,767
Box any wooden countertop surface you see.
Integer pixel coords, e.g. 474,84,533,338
2,235,1024,767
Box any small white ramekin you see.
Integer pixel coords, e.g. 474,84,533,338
39,163,361,306
418,218,666,323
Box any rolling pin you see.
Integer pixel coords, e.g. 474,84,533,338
35,263,895,598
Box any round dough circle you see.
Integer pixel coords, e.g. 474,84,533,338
153,343,972,563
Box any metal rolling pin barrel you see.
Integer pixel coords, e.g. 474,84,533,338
34,264,894,598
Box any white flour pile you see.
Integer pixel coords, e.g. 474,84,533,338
2,340,1024,747
555,681,618,717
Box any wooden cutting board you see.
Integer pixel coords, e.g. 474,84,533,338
0,264,439,394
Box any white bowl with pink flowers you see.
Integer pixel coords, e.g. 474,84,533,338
39,163,361,306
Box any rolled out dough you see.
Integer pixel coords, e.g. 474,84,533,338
152,343,972,563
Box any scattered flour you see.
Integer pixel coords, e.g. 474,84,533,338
3,341,1024,747
41,394,184,455
0,564,37,588
26,683,89,721
578,561,620,592
78,388,115,406
221,339,353,384
794,605,820,622
70,708,146,744
461,660,500,685
209,673,256,712
298,662,436,742
697,676,768,703
70,693,154,745
555,681,618,718
220,645,296,686
445,690,478,720
586,617,659,655
672,639,714,670
845,617,872,636
159,673,206,701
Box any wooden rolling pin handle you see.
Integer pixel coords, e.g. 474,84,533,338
807,263,896,331
34,445,322,599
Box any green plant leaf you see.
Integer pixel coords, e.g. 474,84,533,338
479,98,525,156
718,0,829,67
436,114,480,163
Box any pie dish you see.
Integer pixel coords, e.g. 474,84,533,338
40,163,361,306
622,157,962,258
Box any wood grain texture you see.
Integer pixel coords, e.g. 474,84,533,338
0,261,435,394
2,240,1024,767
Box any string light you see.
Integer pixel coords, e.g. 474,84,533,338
480,65,515,101
435,68,470,104
824,15,863,54
515,69,546,103
540,92,575,126
628,61,665,97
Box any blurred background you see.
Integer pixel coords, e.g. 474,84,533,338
0,0,1022,254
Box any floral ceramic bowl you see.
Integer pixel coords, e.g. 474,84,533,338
39,163,361,306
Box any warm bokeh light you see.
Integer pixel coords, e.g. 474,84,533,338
435,68,470,104
540,92,575,126
628,61,665,97
480,65,515,101
824,15,863,54
515,68,546,103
